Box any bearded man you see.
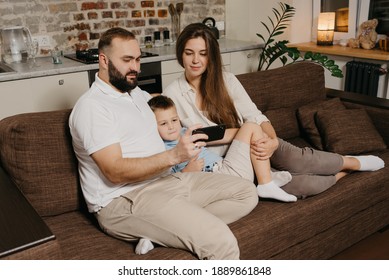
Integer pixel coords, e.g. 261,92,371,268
68,27,257,260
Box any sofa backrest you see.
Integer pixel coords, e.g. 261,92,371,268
0,109,84,217
0,62,326,217
236,62,326,139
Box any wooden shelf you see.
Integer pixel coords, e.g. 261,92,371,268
289,42,389,61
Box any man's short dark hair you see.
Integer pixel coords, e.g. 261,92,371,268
98,27,136,51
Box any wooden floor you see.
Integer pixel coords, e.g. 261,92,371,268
331,226,389,260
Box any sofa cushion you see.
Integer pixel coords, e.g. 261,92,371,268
315,108,387,154
237,62,326,111
237,62,327,140
297,98,346,149
265,108,300,139
340,101,389,146
0,110,83,217
44,212,196,260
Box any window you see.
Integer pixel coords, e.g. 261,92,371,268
321,0,349,32
313,0,358,41
369,0,389,36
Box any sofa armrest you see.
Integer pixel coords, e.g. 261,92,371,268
326,88,389,145
0,165,55,258
326,88,389,110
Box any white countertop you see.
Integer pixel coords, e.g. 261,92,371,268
0,38,262,82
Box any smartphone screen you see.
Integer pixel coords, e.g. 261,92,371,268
192,124,226,142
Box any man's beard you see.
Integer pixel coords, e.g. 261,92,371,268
108,60,139,93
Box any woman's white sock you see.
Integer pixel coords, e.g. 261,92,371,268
271,171,292,187
135,238,154,255
257,181,297,202
347,155,385,171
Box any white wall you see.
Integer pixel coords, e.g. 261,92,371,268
225,0,312,69
289,0,313,43
225,0,312,44
225,0,251,41
226,0,372,44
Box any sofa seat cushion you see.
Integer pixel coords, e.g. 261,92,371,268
230,150,389,259
45,150,388,260
44,211,196,260
0,110,82,217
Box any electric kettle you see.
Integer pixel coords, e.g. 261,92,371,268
202,17,219,39
0,26,32,63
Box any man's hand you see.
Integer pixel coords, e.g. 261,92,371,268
250,136,279,160
169,124,208,166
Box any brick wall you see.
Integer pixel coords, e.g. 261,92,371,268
0,0,225,55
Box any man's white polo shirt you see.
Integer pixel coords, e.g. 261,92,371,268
69,74,167,213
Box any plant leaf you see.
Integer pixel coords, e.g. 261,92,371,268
273,31,284,37
268,16,275,28
261,22,271,35
324,60,335,66
273,9,281,21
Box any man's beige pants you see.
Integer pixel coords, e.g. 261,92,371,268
96,172,257,260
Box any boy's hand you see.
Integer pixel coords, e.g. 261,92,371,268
182,154,204,172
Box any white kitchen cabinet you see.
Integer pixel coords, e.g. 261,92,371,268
229,49,260,75
161,59,183,90
0,71,89,120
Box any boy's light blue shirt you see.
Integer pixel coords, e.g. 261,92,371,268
164,128,223,173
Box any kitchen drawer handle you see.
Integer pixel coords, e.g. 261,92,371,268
58,79,64,85
138,78,156,86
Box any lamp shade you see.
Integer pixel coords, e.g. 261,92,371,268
318,12,335,31
317,12,335,46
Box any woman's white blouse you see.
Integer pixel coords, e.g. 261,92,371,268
163,71,269,156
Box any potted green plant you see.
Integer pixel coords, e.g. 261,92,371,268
257,2,343,78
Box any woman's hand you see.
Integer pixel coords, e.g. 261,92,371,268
250,136,279,160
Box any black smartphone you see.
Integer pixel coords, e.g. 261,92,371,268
192,124,226,142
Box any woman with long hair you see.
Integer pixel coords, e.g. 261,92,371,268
163,23,385,199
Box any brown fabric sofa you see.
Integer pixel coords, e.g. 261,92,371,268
1,62,388,259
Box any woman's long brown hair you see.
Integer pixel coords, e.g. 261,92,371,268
176,23,240,128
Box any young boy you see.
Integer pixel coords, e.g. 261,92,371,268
148,95,294,193
134,95,295,255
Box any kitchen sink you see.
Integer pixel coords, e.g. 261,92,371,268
0,62,16,75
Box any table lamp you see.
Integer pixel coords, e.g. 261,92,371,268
317,12,335,46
